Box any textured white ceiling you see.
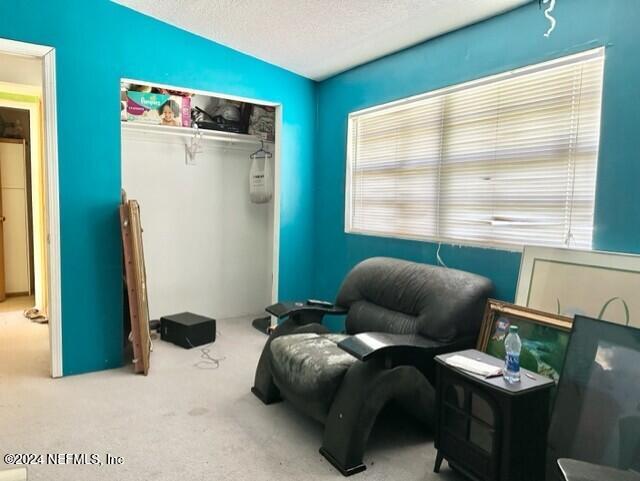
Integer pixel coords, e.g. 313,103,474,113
113,0,531,80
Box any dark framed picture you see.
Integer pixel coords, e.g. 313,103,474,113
477,300,572,382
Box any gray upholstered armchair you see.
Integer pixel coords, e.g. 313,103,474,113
252,257,493,475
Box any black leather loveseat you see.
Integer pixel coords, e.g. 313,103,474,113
252,257,493,475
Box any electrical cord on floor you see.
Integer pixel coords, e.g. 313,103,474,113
186,334,225,370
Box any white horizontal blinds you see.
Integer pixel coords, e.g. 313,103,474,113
349,97,444,238
347,48,604,249
439,53,604,248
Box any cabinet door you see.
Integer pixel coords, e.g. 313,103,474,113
2,188,29,293
469,391,498,454
0,142,26,189
442,381,468,438
439,372,501,481
0,141,29,294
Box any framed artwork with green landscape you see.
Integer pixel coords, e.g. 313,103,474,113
477,300,573,382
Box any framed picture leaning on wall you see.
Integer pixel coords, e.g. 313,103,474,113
477,300,572,382
515,246,640,328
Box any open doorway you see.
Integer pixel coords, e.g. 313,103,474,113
0,39,62,378
0,112,35,304
0,55,49,377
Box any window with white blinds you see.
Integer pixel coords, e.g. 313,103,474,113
346,48,604,250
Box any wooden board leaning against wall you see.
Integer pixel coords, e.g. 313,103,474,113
120,191,151,375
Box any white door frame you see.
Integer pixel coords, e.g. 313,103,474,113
0,38,63,378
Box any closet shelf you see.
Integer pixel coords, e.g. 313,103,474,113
121,122,269,145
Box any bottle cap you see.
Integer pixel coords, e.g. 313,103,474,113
509,325,519,333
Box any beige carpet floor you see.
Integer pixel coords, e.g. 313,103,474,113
0,296,49,379
0,313,463,481
0,296,35,313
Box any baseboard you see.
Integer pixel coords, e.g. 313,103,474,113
5,292,31,298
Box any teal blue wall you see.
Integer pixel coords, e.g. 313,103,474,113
3,0,639,371
314,0,640,331
0,0,317,375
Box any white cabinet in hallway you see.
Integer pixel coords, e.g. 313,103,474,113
0,138,30,296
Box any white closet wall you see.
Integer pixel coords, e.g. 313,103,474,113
122,130,274,321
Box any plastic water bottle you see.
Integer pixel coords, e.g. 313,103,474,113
504,325,522,384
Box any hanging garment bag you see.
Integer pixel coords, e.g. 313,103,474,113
249,145,273,204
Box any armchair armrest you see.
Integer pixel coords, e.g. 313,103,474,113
337,333,456,362
266,301,347,325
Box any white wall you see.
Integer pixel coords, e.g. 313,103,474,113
0,53,42,86
122,129,274,321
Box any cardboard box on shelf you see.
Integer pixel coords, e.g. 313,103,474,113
125,91,191,127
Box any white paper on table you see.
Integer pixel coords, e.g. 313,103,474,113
445,355,503,378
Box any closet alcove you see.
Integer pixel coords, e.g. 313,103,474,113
120,79,279,322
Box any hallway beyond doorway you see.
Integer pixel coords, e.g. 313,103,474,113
0,295,49,378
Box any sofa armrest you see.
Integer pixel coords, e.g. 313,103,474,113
337,332,460,362
266,301,348,325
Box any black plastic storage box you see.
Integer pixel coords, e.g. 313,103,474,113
160,312,216,349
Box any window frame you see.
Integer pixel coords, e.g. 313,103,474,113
344,47,605,252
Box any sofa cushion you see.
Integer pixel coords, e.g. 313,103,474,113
335,257,494,342
270,333,356,408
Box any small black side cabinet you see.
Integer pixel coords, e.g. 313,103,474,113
434,350,554,481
